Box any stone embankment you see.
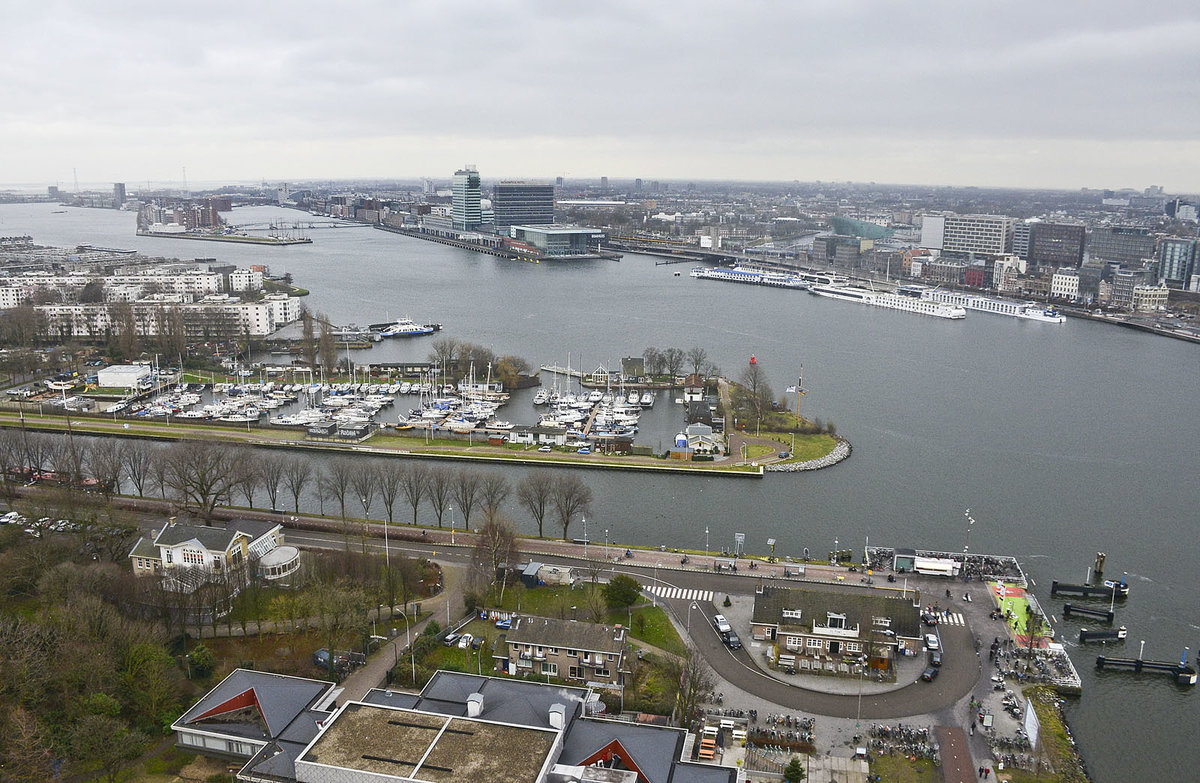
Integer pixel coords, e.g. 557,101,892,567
765,438,851,472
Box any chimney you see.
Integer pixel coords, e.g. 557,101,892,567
549,703,566,730
467,692,484,718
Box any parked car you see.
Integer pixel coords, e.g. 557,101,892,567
925,633,940,651
722,630,742,650
494,618,512,629
457,633,474,649
537,445,553,452
442,633,462,647
712,614,732,634
921,666,939,682
576,447,591,455
930,649,943,667
922,612,940,626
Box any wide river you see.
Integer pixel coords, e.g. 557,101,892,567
3,203,1197,781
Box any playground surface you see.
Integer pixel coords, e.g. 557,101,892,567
989,582,1048,648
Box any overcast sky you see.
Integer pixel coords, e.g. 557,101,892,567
2,1,1198,191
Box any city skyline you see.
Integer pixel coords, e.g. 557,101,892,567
2,1,1199,191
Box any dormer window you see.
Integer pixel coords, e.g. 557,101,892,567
826,612,846,629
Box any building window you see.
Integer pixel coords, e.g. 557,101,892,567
873,617,891,628
165,550,173,564
595,668,610,679
806,638,823,649
569,666,582,679
182,549,204,566
541,663,557,676
825,613,846,629
845,642,862,653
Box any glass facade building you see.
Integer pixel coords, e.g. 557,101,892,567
493,181,555,229
452,166,483,231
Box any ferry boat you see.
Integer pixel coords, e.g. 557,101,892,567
378,318,435,338
918,288,1066,323
690,265,810,290
809,283,966,319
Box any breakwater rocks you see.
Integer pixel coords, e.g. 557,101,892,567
766,438,851,472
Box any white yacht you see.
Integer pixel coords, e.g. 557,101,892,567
640,391,655,407
809,283,966,319
379,318,435,338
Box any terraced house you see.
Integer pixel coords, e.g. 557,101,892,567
495,615,629,689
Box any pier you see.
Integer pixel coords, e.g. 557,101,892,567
1079,627,1127,643
1050,579,1129,600
1096,655,1197,686
1062,603,1115,623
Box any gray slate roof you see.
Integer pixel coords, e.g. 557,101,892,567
154,522,243,552
174,669,334,741
414,671,589,732
129,536,159,559
506,615,627,655
752,585,922,640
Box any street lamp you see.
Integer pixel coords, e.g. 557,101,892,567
605,528,609,562
653,562,662,607
687,601,699,632
582,515,588,558
964,508,975,555
705,526,709,559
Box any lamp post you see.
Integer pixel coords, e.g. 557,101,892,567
448,505,455,546
582,515,588,558
964,508,975,555
653,562,662,607
605,529,609,562
705,526,709,559
687,601,698,633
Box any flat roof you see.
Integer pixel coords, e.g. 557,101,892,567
511,224,604,235
298,702,557,783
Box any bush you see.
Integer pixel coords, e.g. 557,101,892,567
603,574,643,610
423,619,441,637
722,595,731,608
190,644,216,678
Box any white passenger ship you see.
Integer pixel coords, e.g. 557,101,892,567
808,283,967,319
917,288,1066,323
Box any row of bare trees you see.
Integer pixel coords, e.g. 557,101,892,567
642,345,719,379
0,431,595,539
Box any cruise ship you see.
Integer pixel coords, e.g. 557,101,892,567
808,283,967,319
690,265,809,290
917,288,1066,323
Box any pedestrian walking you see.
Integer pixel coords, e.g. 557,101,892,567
978,766,984,778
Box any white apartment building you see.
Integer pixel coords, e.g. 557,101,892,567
0,286,27,309
1130,283,1169,313
264,293,300,324
921,213,1014,256
992,254,1027,292
229,268,264,292
1051,270,1080,301
36,295,299,338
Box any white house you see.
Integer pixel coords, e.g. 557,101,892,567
97,364,152,389
129,518,289,593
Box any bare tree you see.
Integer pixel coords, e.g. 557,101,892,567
739,361,774,429
282,456,313,512
662,347,686,379
322,459,355,520
86,438,123,496
674,648,716,728
400,462,430,525
232,447,261,508
427,467,452,527
552,473,592,541
686,346,708,377
259,451,286,510
480,473,510,523
429,337,460,370
376,462,403,524
642,346,664,376
451,469,482,529
517,470,554,537
162,441,245,521
469,515,520,601
351,464,379,553
120,440,155,497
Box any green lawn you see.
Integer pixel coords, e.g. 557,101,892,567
763,432,839,461
870,754,940,782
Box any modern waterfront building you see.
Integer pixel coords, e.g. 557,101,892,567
452,165,483,231
492,181,555,229
810,234,874,265
113,182,127,207
507,225,605,258
920,213,1014,256
1011,220,1032,259
1028,222,1086,268
1157,237,1197,289
1087,225,1155,266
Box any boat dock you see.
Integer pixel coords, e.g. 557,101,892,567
1062,603,1115,623
538,365,679,390
1050,579,1129,600
1079,627,1127,643
1096,655,1197,685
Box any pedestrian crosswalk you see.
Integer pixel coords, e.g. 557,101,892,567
941,612,966,627
645,585,714,602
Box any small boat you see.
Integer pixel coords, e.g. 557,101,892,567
640,391,654,407
627,391,640,405
532,389,550,405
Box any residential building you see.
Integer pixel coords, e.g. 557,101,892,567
750,586,923,674
174,669,736,783
1088,226,1155,266
36,294,301,338
1011,219,1032,259
497,615,628,688
992,255,1026,292
493,181,556,229
921,213,1013,256
0,285,27,309
1158,237,1198,289
129,518,290,593
1028,222,1086,268
452,165,483,231
1130,283,1169,313
1051,269,1080,301
1110,267,1156,309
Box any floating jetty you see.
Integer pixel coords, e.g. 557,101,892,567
1062,603,1115,623
1051,577,1129,600
1079,627,1127,644
1096,654,1197,686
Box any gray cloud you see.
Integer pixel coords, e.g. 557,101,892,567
2,0,1197,189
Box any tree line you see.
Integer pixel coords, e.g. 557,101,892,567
0,431,594,540
641,345,718,379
